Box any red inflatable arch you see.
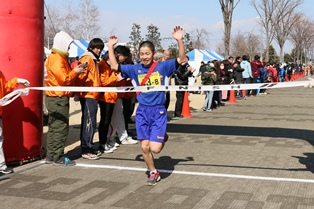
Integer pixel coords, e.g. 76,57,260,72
0,1,44,162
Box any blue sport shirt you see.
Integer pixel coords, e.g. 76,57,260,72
120,59,178,106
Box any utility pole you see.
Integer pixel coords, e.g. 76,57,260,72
256,16,263,61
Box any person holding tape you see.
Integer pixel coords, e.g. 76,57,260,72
107,26,191,186
0,72,29,174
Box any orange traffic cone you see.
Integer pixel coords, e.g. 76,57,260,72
228,90,236,103
181,91,192,118
242,89,246,97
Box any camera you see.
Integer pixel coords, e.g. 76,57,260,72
81,62,88,68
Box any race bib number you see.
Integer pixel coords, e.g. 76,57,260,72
138,72,161,86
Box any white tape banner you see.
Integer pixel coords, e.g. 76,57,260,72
0,88,29,106
28,80,313,93
1,79,313,106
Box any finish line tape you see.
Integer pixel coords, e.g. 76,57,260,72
28,80,313,93
1,80,313,106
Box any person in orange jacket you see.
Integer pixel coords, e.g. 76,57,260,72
45,31,86,166
97,50,119,154
76,38,104,160
0,72,29,174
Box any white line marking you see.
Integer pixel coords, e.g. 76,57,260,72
75,163,314,183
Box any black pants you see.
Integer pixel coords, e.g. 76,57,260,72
122,98,132,132
252,76,259,95
98,101,114,145
79,98,98,154
165,92,170,110
174,91,184,116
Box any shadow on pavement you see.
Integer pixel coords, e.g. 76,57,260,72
292,152,314,174
167,124,314,146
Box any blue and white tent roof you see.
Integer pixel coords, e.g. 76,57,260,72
186,49,224,61
68,40,107,58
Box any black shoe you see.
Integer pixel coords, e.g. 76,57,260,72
127,118,135,123
0,168,13,174
173,115,183,119
53,157,76,166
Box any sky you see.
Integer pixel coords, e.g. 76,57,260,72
45,0,314,54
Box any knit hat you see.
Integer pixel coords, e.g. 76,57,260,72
52,31,73,55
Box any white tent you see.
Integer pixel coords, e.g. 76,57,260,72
186,49,224,76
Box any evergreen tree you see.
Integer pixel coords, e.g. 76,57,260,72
145,24,162,51
127,23,142,63
268,45,279,63
184,32,193,53
284,53,294,63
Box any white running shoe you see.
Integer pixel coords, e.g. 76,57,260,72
121,136,138,145
99,144,114,154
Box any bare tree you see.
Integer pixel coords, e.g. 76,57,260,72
271,0,303,62
231,31,259,60
60,4,79,39
75,0,101,41
44,4,62,49
289,14,314,63
250,0,280,62
230,31,247,56
191,28,210,49
246,33,260,60
219,0,240,57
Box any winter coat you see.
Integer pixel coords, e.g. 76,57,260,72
76,51,101,99
174,63,193,85
240,60,252,79
97,59,118,104
202,72,217,85
233,61,244,82
250,59,264,77
45,31,79,97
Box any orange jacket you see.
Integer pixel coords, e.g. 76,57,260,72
45,50,79,97
75,52,101,99
0,71,18,116
117,79,135,99
97,60,118,103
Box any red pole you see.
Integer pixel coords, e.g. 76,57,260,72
0,1,44,162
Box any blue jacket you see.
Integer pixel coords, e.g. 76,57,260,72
259,67,268,79
240,60,252,79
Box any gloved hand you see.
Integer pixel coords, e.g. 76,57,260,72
17,78,30,87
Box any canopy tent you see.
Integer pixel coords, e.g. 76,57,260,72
68,40,128,58
186,49,225,76
69,40,90,58
186,49,224,61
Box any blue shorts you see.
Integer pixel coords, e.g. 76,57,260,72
136,104,167,143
